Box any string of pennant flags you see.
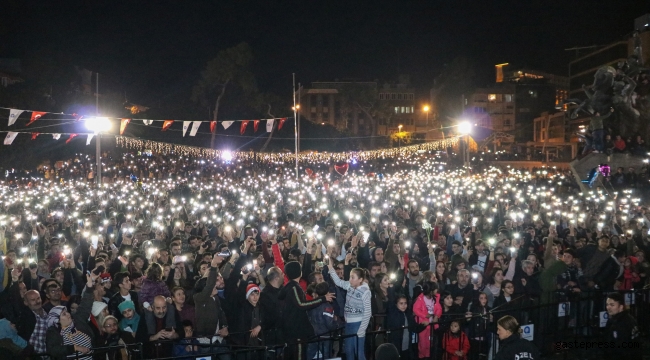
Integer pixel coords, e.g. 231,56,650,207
3,107,289,137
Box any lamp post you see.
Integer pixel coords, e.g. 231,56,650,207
423,105,430,127
398,124,403,148
458,121,472,168
85,117,111,186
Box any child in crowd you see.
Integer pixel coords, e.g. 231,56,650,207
173,320,199,358
307,282,339,360
387,295,415,360
442,319,470,360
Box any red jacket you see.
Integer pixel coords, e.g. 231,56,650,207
271,243,309,296
443,331,470,360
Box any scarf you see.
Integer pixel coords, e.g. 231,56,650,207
0,318,27,349
118,300,140,333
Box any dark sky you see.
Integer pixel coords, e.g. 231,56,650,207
1,0,648,106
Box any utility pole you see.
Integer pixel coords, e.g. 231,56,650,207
293,74,298,179
95,72,101,187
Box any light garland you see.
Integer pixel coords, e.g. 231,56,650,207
115,135,460,163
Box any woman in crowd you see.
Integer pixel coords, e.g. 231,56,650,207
139,263,171,309
494,315,539,360
45,274,95,360
328,259,372,360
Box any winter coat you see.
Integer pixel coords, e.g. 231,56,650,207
138,278,171,308
494,334,540,360
413,293,442,358
308,301,339,337
604,310,641,359
442,331,470,360
278,279,324,341
386,307,415,352
192,268,229,337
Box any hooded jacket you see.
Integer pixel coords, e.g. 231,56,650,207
192,268,228,337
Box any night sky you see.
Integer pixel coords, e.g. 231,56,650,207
0,1,648,167
2,0,647,101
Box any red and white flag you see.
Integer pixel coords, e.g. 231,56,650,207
120,119,131,135
278,117,287,130
210,121,217,133
26,111,46,126
162,120,174,131
4,132,18,145
66,134,78,144
240,120,249,135
52,134,61,140
31,133,40,140
222,121,233,130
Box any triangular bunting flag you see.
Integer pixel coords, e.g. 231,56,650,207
182,121,191,137
120,119,131,135
26,111,46,126
31,133,40,140
143,120,153,125
52,134,61,140
266,119,275,133
86,134,95,145
278,118,287,130
72,113,84,122
162,120,174,131
253,120,260,132
66,134,78,144
3,132,18,145
222,121,233,130
8,109,24,126
190,121,201,136
240,120,249,135
210,121,217,133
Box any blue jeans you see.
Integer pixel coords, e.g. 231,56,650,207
306,339,332,360
592,129,604,152
344,322,365,360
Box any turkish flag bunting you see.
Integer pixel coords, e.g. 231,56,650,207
26,111,46,126
162,120,174,131
278,117,287,130
210,121,217,133
31,133,40,140
240,120,249,135
66,134,78,144
72,113,84,122
253,120,260,132
120,119,131,135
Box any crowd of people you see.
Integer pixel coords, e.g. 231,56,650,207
0,149,647,360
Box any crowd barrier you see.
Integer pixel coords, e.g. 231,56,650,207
34,288,648,360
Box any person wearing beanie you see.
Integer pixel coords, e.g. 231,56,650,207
234,279,266,347
45,273,96,360
90,301,109,337
118,300,140,335
278,258,335,359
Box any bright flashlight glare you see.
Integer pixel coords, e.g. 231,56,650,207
86,117,112,133
458,121,472,135
222,151,233,162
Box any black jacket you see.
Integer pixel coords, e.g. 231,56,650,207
277,279,324,341
604,310,641,359
494,334,540,360
386,307,415,352
593,256,621,291
448,282,477,312
259,284,284,345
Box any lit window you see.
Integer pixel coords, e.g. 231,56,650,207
401,107,406,113
488,94,497,101
505,94,513,102
410,106,414,113
394,107,399,114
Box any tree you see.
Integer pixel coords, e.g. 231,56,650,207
191,42,257,148
338,82,393,148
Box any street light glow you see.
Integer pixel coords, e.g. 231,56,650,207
423,105,430,112
222,150,233,162
458,121,472,135
85,117,111,133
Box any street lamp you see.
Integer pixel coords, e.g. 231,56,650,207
398,124,403,148
457,121,472,168
423,105,430,126
85,117,111,186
